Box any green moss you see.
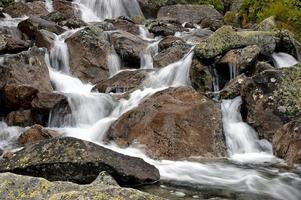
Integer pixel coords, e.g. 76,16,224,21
167,0,224,12
0,0,14,7
240,0,301,41
273,65,301,118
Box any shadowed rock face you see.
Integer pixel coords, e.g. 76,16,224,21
0,172,165,200
0,137,160,187
107,87,227,160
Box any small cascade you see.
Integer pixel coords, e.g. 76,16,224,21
74,0,143,22
0,122,24,151
138,25,154,41
229,63,239,80
45,0,54,12
0,15,27,39
107,50,122,76
272,52,299,68
208,65,220,93
143,48,194,88
140,40,160,69
221,96,275,162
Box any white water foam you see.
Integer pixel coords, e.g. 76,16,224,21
272,52,299,68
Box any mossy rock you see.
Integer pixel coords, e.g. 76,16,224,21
0,172,164,200
195,26,276,59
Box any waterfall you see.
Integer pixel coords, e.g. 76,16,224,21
140,40,160,69
272,52,299,68
74,0,143,22
221,96,276,163
0,15,27,39
107,50,122,76
45,0,54,12
229,63,239,80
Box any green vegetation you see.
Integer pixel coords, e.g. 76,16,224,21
241,0,301,41
0,0,14,7
167,0,224,12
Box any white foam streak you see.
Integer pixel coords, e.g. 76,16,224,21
45,0,54,12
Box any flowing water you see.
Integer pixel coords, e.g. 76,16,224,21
272,52,299,68
1,1,301,200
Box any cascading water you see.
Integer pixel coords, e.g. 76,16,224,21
229,63,239,80
272,52,299,68
74,0,143,22
1,1,301,200
221,96,276,163
45,0,54,12
107,50,122,76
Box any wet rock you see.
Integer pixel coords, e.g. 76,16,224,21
17,124,61,145
241,65,301,141
0,137,160,186
48,98,73,127
93,69,150,93
66,25,113,84
147,18,188,37
154,38,191,68
110,30,147,68
158,4,223,30
43,11,87,29
0,33,30,54
107,87,226,160
195,26,276,59
2,84,38,110
0,47,53,93
53,0,78,18
177,28,213,44
219,74,248,99
254,62,274,74
2,1,48,18
0,173,164,200
5,110,34,127
219,45,261,73
190,57,213,94
105,17,140,35
137,0,167,18
35,29,56,51
158,36,185,50
18,16,65,40
0,148,3,156
273,119,301,166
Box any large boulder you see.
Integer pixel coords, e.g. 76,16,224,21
273,119,301,167
2,1,49,18
0,137,160,186
154,36,191,68
110,30,147,68
18,16,65,40
0,47,53,93
17,124,61,145
66,25,113,84
107,87,226,160
0,33,30,54
241,65,301,141
0,172,164,200
158,4,223,30
195,26,276,59
53,0,78,18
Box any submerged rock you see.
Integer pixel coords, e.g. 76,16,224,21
107,87,226,160
0,172,164,200
17,124,61,145
0,137,160,186
195,26,276,59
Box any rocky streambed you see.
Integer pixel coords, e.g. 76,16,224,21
0,0,301,199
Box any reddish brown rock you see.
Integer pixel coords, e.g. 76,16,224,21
17,124,61,145
273,119,301,167
5,110,33,127
3,2,48,18
53,0,78,18
107,87,226,160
